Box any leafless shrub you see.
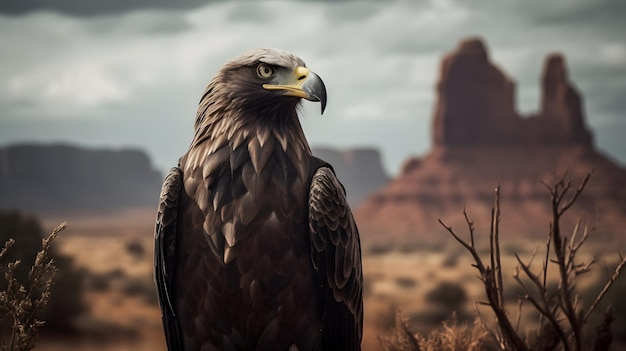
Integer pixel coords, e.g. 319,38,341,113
438,172,626,351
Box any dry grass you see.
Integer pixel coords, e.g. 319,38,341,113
0,222,66,351
380,312,493,351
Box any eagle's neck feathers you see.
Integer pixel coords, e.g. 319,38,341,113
180,83,313,263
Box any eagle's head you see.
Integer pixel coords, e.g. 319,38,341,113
195,48,327,132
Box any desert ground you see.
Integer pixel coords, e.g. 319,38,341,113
33,207,626,351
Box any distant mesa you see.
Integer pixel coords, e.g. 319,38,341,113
357,38,626,243
312,147,389,207
0,144,163,213
0,142,389,214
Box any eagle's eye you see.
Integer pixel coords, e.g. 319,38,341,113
256,64,274,79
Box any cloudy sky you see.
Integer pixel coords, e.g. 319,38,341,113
1,0,625,175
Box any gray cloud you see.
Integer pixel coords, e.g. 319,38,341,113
0,0,363,17
534,0,626,28
1,0,625,175
0,0,213,16
84,13,193,35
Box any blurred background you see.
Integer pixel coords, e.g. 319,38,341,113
1,0,625,350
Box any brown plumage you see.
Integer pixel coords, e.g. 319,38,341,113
154,48,362,351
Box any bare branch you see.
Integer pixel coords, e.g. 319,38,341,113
555,181,573,211
558,172,593,216
440,213,527,350
438,218,487,275
569,220,594,266
514,298,524,333
463,208,475,248
548,173,587,351
515,253,544,293
439,170,618,351
583,255,626,324
492,185,504,308
513,273,570,351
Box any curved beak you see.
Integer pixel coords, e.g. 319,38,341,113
263,66,327,114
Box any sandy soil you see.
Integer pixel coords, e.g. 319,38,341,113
32,208,626,351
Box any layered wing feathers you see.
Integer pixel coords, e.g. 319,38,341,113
309,167,363,351
154,167,184,351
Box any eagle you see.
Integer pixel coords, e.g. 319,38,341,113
154,48,363,351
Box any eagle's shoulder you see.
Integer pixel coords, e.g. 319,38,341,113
308,164,363,350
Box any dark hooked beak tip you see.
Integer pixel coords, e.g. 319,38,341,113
302,71,327,115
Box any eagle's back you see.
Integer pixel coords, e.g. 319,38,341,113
175,130,322,351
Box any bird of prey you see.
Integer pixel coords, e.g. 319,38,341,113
154,48,363,351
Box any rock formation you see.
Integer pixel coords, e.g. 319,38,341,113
432,38,518,146
357,38,626,244
432,38,593,147
539,54,593,145
313,147,389,207
0,143,163,213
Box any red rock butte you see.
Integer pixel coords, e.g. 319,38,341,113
356,38,626,244
433,38,592,147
